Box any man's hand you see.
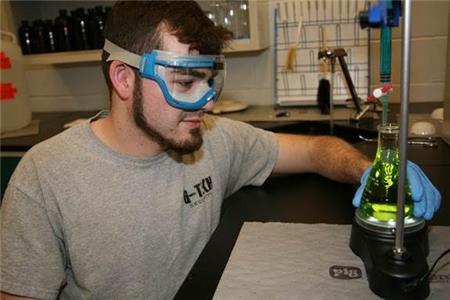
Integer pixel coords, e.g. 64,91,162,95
352,161,441,220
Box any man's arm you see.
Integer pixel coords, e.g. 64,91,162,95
273,133,371,184
0,292,37,300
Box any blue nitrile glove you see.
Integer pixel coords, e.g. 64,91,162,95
352,161,441,220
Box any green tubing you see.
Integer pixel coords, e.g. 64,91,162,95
380,27,392,83
379,0,393,124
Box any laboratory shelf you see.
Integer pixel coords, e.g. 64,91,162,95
22,37,266,66
24,50,102,65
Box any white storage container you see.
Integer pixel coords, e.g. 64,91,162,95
1,30,31,133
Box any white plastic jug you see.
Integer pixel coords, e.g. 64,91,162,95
1,30,31,133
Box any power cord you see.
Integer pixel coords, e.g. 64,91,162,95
403,248,450,292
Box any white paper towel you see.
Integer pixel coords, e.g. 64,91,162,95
213,223,450,300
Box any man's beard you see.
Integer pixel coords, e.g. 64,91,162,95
132,78,203,154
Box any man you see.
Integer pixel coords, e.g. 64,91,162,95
0,1,440,299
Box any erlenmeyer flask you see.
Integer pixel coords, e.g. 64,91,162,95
360,123,414,222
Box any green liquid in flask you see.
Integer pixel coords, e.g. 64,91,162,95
360,124,414,222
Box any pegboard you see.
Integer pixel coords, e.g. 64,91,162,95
274,0,370,106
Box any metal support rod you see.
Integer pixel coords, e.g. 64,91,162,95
273,8,278,108
394,0,412,255
330,56,336,135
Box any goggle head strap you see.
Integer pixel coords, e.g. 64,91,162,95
104,39,141,69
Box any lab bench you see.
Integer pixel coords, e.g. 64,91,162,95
1,108,449,298
0,103,441,152
0,107,363,197
0,107,447,198
175,138,450,299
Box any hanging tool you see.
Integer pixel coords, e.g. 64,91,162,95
318,47,370,122
285,16,302,72
317,26,330,114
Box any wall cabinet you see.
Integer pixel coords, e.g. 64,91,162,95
1,0,269,66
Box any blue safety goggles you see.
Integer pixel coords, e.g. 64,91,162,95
104,39,225,110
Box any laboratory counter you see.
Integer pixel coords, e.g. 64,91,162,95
1,109,449,298
0,107,375,152
0,103,443,151
0,107,376,198
175,138,450,299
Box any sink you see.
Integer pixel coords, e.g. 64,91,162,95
252,119,379,144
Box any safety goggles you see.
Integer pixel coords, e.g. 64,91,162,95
104,39,225,110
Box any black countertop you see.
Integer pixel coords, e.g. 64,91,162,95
1,110,380,151
175,139,450,299
1,111,98,152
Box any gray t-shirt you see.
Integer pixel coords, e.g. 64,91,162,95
1,112,278,300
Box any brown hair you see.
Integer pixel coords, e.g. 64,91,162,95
101,0,233,93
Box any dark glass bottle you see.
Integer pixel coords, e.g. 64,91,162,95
360,123,414,222
54,9,73,51
44,20,56,52
31,20,46,53
18,20,33,54
87,8,97,49
71,8,90,50
94,6,106,48
87,7,105,49
105,6,112,21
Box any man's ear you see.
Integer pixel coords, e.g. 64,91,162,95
109,60,135,100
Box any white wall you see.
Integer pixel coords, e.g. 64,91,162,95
369,0,450,103
5,0,450,112
227,0,450,106
25,64,109,112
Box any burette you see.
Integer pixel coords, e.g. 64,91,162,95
379,0,393,125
